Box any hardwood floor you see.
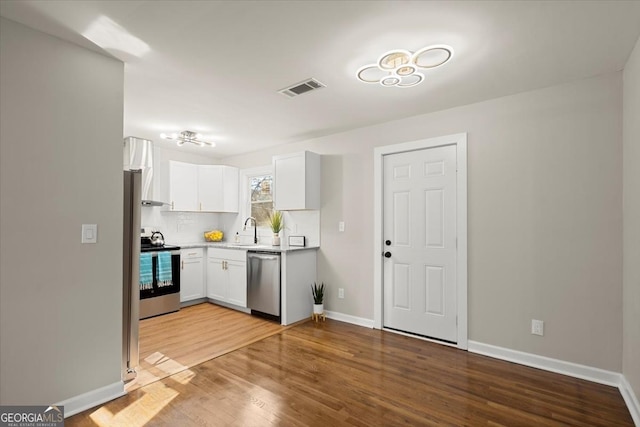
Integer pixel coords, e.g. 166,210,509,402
126,303,286,391
70,320,633,426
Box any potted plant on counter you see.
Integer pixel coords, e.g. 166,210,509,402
311,282,325,319
269,210,284,246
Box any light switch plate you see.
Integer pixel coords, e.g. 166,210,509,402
82,224,97,244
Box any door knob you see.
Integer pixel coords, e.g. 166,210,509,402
385,240,391,246
384,252,392,258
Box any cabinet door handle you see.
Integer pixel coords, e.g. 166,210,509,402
181,260,184,270
188,252,197,256
199,202,202,211
171,201,175,210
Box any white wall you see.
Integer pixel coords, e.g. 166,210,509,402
623,35,640,400
0,18,124,404
222,72,624,372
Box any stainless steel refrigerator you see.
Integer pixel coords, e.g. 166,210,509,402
122,170,141,382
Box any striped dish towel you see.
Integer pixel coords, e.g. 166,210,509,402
157,251,173,287
139,253,153,291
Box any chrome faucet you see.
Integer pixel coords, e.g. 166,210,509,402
243,217,258,244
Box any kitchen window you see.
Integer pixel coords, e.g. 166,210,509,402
249,173,273,227
242,166,274,228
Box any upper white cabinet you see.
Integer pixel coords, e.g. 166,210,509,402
198,165,238,212
168,161,238,212
273,151,321,210
169,161,198,211
198,165,223,211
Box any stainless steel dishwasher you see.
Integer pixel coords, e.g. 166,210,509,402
247,251,281,319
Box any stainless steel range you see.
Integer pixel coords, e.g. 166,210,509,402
139,233,181,319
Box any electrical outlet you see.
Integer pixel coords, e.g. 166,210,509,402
338,288,344,299
338,221,345,232
531,319,544,336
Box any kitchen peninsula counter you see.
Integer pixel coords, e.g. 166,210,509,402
174,242,318,325
175,242,319,253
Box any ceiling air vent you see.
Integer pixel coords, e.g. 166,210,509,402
278,78,326,98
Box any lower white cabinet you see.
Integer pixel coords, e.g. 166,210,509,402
180,248,205,302
206,248,247,308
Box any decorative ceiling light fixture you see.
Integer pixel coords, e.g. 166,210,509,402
160,131,215,147
356,45,453,88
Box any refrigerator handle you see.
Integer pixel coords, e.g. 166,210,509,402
122,170,140,382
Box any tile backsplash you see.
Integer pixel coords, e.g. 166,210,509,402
222,210,320,247
141,208,221,244
141,207,320,247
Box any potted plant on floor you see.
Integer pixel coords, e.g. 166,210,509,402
311,282,324,315
269,210,284,246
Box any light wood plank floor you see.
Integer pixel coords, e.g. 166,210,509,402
126,303,286,392
70,319,633,426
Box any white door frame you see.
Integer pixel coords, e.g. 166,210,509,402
373,133,468,350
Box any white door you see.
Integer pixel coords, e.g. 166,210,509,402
383,145,457,342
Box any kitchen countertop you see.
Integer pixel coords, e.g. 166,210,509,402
172,242,319,253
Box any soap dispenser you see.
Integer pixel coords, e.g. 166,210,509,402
234,232,240,243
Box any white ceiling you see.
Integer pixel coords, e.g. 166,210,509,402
2,1,640,158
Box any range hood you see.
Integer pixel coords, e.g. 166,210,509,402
123,136,166,206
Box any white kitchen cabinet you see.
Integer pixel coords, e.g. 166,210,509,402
180,248,204,302
169,161,198,211
206,248,247,308
169,161,239,212
198,165,239,212
226,260,247,307
198,165,223,212
222,166,239,212
273,151,321,210
206,258,226,300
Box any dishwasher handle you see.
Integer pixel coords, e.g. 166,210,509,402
248,251,281,260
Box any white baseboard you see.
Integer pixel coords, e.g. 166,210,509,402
467,340,640,425
468,340,620,387
324,310,374,328
620,376,640,426
57,381,125,418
